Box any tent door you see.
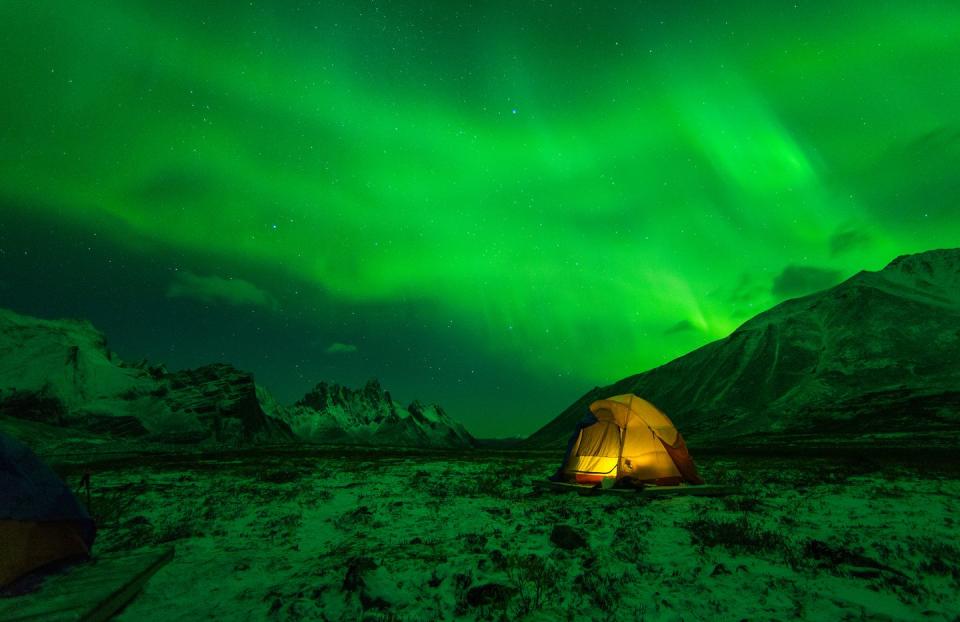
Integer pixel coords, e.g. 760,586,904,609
564,421,622,476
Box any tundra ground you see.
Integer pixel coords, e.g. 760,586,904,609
48,448,960,621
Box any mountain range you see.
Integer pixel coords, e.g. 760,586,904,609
3,247,958,451
526,248,960,448
0,307,474,448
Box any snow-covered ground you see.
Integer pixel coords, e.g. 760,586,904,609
64,450,960,621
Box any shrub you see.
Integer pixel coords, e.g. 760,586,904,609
409,466,508,499
572,568,621,612
154,519,200,543
88,484,141,529
505,553,560,616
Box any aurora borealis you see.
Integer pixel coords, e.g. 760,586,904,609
2,1,959,437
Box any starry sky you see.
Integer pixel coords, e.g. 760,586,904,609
2,1,959,437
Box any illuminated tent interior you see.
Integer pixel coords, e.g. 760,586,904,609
555,395,704,486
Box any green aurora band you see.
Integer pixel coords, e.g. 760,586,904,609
2,1,959,435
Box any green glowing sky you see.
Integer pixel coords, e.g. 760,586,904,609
2,1,959,437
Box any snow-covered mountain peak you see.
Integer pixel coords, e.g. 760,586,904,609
273,380,475,448
878,248,960,305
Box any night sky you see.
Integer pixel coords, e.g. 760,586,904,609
2,2,959,437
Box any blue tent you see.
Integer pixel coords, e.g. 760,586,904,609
0,432,96,586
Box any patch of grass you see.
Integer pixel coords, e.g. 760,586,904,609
610,524,649,568
199,490,246,522
153,505,208,544
451,572,473,617
88,483,145,528
409,465,510,499
263,512,302,544
153,518,202,543
461,532,488,554
335,505,374,530
916,543,960,581
258,467,304,484
488,549,508,572
684,513,790,557
720,495,763,513
98,515,155,553
798,537,922,598
802,538,882,569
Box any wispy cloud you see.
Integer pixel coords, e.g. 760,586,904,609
325,342,358,354
829,227,872,256
167,271,278,310
771,265,842,298
663,319,699,335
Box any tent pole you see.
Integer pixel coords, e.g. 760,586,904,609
615,421,627,480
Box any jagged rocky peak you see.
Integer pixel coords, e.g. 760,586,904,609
297,378,391,412
276,379,476,448
297,380,332,410
363,378,384,400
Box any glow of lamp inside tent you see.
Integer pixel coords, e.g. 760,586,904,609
623,454,658,472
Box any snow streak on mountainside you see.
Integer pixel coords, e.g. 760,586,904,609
527,248,960,448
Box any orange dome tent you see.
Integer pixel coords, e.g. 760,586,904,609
554,394,703,486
